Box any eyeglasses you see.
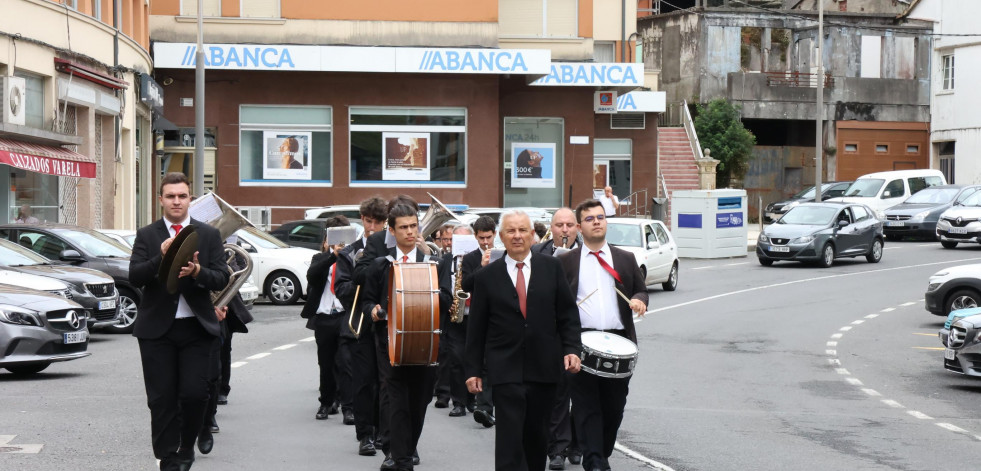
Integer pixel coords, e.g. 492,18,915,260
438,238,452,243
583,215,605,223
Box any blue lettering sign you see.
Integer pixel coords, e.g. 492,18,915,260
225,47,242,67
716,212,744,228
243,48,260,68
534,64,641,85
617,94,637,110
421,50,527,73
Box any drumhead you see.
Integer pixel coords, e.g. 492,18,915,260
581,331,638,356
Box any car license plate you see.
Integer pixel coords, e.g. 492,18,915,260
945,348,957,360
948,227,969,234
886,221,904,227
769,246,790,252
98,299,116,310
242,291,258,301
64,331,88,344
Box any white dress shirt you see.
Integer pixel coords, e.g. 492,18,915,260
165,216,195,319
396,246,417,263
316,263,344,315
505,252,531,293
577,243,623,330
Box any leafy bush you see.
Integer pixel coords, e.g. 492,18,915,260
693,99,756,188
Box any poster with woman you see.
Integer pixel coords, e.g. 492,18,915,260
510,143,555,188
382,132,430,181
263,131,312,180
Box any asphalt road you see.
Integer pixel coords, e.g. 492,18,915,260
3,240,981,470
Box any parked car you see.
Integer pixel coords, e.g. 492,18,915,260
764,181,852,222
604,218,679,290
239,278,259,307
0,224,140,333
935,190,981,249
463,207,553,224
756,202,884,267
98,229,137,248
883,185,981,241
830,169,946,218
936,307,981,351
0,284,91,375
234,227,318,305
0,239,119,329
940,311,981,377
924,264,981,316
304,205,363,221
269,219,365,251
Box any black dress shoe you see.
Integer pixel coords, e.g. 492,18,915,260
328,400,340,415
567,449,582,465
473,409,495,428
380,454,396,470
197,430,214,455
316,405,330,420
412,449,420,465
358,437,377,456
434,397,449,409
209,416,219,434
549,455,566,470
343,409,356,425
465,400,476,413
449,405,466,417
216,394,228,405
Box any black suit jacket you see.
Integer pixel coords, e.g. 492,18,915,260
460,248,486,294
361,247,434,318
129,218,230,339
556,246,648,344
531,238,581,256
300,250,339,329
464,253,581,386
353,230,388,287
334,238,367,338
225,252,253,334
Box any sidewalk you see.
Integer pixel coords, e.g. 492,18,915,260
747,225,760,252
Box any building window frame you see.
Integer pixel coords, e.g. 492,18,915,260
180,0,222,17
875,143,889,154
238,105,333,187
240,0,281,19
942,53,955,91
844,143,858,153
502,116,565,208
499,0,580,39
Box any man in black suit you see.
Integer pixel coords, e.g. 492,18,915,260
532,207,582,256
460,215,497,427
465,210,582,471
436,225,476,418
557,199,648,471
130,172,230,471
362,202,438,471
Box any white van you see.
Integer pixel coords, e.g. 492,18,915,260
830,169,946,217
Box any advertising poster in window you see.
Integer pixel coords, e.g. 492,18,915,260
263,131,312,180
511,143,556,188
382,132,430,181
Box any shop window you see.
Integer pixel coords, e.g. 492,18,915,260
9,169,60,224
875,144,888,153
239,105,332,186
906,144,919,154
349,107,465,187
503,117,564,207
13,72,44,130
844,143,858,153
181,0,220,16
241,0,279,18
942,54,955,91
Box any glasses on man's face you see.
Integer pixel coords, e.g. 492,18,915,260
583,215,605,223
439,238,452,243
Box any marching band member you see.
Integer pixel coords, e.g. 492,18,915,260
362,202,438,471
465,210,582,471
557,199,648,471
460,215,498,427
436,225,476,418
434,223,458,408
532,208,582,255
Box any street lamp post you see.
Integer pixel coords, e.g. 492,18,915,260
193,0,205,197
814,1,824,203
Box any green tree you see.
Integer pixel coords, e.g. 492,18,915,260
693,99,756,188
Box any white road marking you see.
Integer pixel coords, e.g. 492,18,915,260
840,326,853,331
884,246,903,250
865,314,879,319
845,378,863,386
899,302,917,307
831,333,843,339
835,368,850,375
851,320,865,325
230,361,248,368
881,399,904,409
825,350,837,355
907,411,932,420
246,352,271,360
827,341,838,347
918,243,936,247
0,435,43,453
300,336,316,342
273,344,297,351
881,307,895,313
614,442,677,471
937,423,969,433
861,389,881,397
828,359,841,366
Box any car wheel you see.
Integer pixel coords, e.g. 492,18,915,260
941,240,959,249
5,363,50,375
662,263,678,291
758,257,774,266
266,271,301,305
885,234,902,241
946,289,981,315
105,287,138,334
865,239,883,263
818,243,835,268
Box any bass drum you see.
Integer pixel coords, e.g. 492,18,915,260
388,261,441,366
580,331,638,378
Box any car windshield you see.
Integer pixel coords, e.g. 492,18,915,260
961,191,981,207
606,223,642,247
55,228,132,257
778,206,837,225
844,179,885,197
792,185,818,199
237,227,290,249
904,187,958,204
0,239,50,266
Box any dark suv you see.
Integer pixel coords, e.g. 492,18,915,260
0,224,141,334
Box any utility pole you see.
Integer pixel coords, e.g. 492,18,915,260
814,1,824,203
193,0,205,196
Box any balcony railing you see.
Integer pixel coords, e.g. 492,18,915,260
764,71,835,88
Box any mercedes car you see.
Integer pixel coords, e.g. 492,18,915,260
883,184,981,241
757,202,884,267
0,284,91,376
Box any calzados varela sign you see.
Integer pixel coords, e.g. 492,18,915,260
0,150,96,178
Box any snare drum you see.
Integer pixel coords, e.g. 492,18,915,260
580,331,638,378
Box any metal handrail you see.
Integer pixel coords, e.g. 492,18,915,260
681,99,704,161
619,188,649,218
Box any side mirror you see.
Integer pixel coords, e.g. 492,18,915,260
59,249,85,263
647,239,660,250
837,220,849,229
240,243,256,253
882,190,892,198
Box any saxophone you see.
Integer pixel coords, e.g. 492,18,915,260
450,256,469,323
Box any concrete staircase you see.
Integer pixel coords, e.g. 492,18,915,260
657,127,701,228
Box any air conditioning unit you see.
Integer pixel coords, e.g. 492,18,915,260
238,207,271,231
1,76,27,126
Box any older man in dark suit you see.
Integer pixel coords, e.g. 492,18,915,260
465,210,582,471
557,199,648,471
130,172,229,471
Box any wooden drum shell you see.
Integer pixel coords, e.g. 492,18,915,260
388,262,440,366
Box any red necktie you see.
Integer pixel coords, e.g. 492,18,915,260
515,262,527,318
171,224,183,236
329,265,336,294
590,251,622,284
402,255,409,263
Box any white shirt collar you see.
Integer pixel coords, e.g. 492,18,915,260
396,246,417,262
581,242,612,259
164,215,191,230
505,251,532,269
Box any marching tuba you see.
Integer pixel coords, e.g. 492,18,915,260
418,193,462,254
164,192,255,309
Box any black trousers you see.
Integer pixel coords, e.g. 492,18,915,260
570,372,630,471
219,326,233,396
439,316,468,406
314,313,343,407
203,322,224,430
493,382,556,471
336,336,355,413
346,331,378,441
547,371,578,458
138,318,218,461
374,321,393,454
386,365,436,470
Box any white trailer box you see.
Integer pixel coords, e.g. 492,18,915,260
671,189,747,258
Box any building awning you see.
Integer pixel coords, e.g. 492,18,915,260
0,138,97,179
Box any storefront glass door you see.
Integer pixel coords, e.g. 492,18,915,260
503,117,564,208
594,139,632,204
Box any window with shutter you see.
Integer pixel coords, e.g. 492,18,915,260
181,0,221,17
545,0,577,38
241,0,279,18
500,0,544,37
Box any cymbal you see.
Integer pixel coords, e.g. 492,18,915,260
159,224,199,294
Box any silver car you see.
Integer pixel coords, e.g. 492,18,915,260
0,284,90,375
757,202,885,268
941,312,981,377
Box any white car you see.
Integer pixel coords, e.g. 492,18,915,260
604,218,679,290
304,205,363,220
238,277,260,307
234,227,318,305
97,229,136,248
